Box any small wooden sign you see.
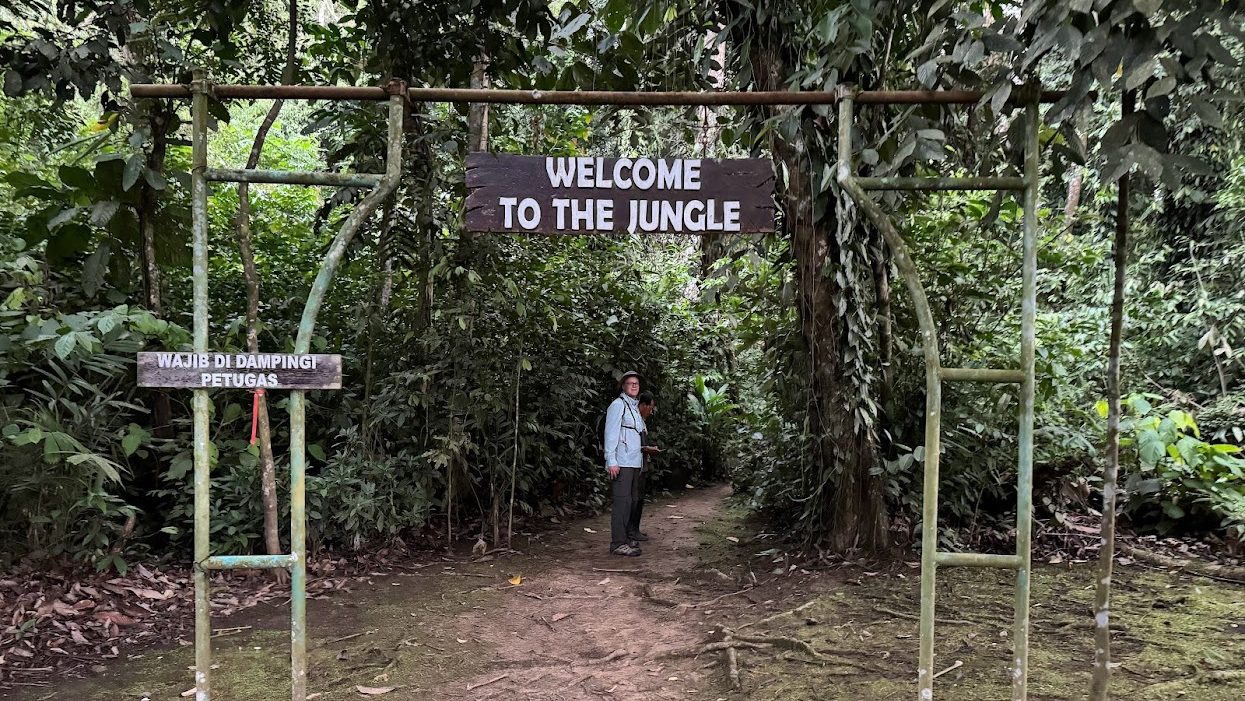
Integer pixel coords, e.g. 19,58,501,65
137,352,342,390
465,154,775,235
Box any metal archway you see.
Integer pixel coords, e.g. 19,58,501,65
133,77,1057,701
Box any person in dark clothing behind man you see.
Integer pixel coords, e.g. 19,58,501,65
629,392,660,544
604,371,645,556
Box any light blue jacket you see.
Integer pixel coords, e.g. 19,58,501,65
604,393,646,469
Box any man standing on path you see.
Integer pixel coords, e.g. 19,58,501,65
604,371,645,556
629,391,660,545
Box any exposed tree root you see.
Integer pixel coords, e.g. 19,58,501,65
1143,668,1245,695
641,583,683,608
726,643,740,688
654,640,765,659
584,649,627,665
873,605,974,626
1119,543,1245,584
738,599,816,630
729,631,826,660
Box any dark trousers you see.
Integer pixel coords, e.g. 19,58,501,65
627,469,646,537
610,467,641,550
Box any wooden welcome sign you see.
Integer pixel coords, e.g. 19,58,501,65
465,154,775,235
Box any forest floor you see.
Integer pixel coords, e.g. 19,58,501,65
5,484,1244,701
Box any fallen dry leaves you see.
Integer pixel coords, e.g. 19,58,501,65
0,548,420,690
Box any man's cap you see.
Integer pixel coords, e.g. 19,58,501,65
618,370,641,385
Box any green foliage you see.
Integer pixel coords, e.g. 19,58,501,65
0,260,188,567
4,0,1245,571
1117,395,1245,539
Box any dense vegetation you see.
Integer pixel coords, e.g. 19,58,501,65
1,0,1243,573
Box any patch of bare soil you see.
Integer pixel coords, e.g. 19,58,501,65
8,484,1242,701
3,485,747,700
438,484,735,700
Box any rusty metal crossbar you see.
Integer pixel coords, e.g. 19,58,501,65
132,83,1067,106
135,76,1058,701
836,89,1041,701
857,176,1027,191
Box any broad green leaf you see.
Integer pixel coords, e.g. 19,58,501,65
58,165,94,190
3,287,27,310
89,201,120,226
1147,76,1176,99
47,207,80,230
122,154,144,191
1190,98,1223,129
307,443,327,461
54,333,77,359
3,69,23,97
122,431,142,456
143,168,167,190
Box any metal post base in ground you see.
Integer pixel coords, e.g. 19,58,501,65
836,86,1041,701
185,72,405,701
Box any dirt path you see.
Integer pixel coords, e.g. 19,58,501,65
12,484,1243,701
14,485,738,701
436,483,731,700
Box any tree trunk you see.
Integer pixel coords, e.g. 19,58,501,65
234,0,299,557
873,233,894,458
361,198,398,450
1090,90,1132,701
467,56,490,152
138,107,174,441
749,43,886,553
698,35,727,280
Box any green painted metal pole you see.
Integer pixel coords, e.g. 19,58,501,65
189,69,212,701
835,90,943,701
203,554,295,570
1013,94,1041,701
286,84,406,701
935,551,1022,568
941,367,1024,383
204,167,384,187
288,389,307,701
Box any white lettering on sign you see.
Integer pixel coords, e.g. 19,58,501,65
201,373,280,388
137,353,341,390
543,157,705,190
467,154,773,235
528,158,734,232
626,199,742,235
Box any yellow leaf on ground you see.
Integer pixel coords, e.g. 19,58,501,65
508,575,523,585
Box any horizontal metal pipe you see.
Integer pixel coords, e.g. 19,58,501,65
203,554,295,570
856,89,1067,105
942,367,1025,383
856,176,1027,191
130,84,1068,106
935,551,1023,569
205,168,382,187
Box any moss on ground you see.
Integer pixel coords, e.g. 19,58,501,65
33,571,503,700
15,498,1241,701
691,503,1245,701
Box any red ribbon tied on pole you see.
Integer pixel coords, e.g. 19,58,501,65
250,388,265,445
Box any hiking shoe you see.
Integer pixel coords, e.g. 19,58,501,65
631,532,650,542
612,543,641,557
